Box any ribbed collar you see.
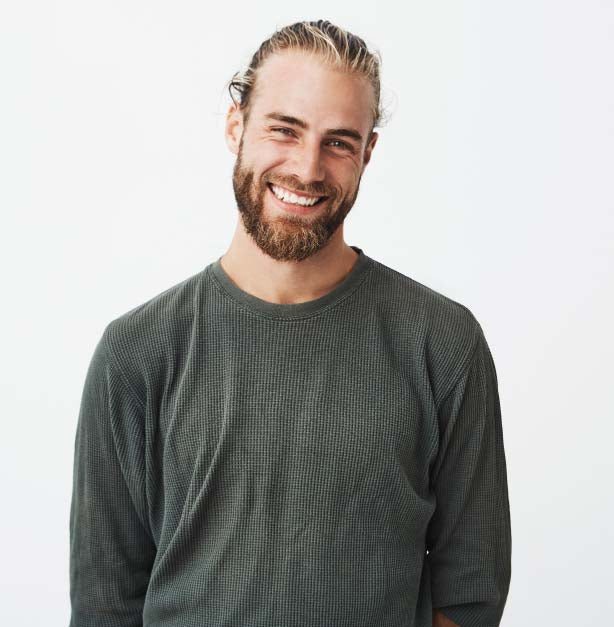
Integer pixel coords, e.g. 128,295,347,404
207,245,373,320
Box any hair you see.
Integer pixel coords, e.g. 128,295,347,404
225,20,387,141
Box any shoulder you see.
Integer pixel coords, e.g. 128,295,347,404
98,267,207,402
367,257,483,405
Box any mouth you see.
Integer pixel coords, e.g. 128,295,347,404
266,183,329,214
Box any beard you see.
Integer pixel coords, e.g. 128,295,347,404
231,142,361,262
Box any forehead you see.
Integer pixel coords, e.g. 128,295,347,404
250,51,374,136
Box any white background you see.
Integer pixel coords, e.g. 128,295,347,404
1,1,613,625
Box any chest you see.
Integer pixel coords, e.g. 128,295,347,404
151,315,438,540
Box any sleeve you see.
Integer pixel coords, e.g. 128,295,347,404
425,324,512,627
69,329,157,626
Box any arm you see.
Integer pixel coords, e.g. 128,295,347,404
426,323,512,627
69,329,157,626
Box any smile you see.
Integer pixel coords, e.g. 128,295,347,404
266,183,328,215
267,183,327,207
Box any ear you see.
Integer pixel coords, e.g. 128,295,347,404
361,131,379,172
225,103,244,156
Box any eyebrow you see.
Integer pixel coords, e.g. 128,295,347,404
264,112,364,144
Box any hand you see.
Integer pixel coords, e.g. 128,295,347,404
432,609,461,627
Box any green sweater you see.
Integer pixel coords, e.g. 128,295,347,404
69,245,511,627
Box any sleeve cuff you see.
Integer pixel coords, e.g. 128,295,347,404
435,601,504,627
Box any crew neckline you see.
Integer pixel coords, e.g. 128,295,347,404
207,245,373,320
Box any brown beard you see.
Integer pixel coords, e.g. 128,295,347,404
231,141,361,262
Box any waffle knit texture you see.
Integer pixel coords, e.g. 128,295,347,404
69,245,511,627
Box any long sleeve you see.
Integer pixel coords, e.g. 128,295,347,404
425,324,512,627
69,329,157,626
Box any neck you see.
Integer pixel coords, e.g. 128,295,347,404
219,220,359,305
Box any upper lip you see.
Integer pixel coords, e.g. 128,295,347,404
268,182,326,199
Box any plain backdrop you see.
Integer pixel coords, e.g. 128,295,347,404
1,1,613,625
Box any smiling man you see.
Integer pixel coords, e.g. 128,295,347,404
222,45,379,300
226,50,375,266
69,19,511,627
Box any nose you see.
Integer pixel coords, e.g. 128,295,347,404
289,138,325,185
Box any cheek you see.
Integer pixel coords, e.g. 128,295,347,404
253,149,289,180
334,172,358,197
257,139,292,158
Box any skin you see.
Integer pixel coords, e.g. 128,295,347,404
222,49,378,304
433,609,461,627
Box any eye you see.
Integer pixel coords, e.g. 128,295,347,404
326,139,353,151
271,128,354,153
272,127,295,136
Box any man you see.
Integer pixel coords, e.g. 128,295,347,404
69,20,511,627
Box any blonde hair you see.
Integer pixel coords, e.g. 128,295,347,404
226,20,386,139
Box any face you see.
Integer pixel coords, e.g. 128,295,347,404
226,50,379,262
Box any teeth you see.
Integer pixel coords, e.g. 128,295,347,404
271,184,322,207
